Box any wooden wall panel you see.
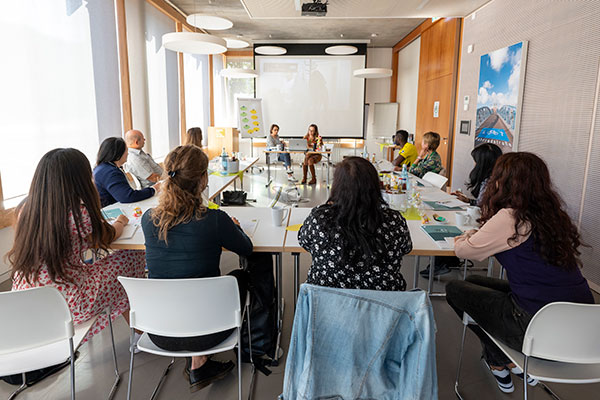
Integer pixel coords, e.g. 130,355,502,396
414,18,461,172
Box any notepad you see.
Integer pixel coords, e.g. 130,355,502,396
421,225,463,248
102,208,124,221
120,224,138,240
423,201,464,211
240,219,258,238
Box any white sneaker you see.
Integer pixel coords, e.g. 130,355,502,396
511,366,539,386
287,174,297,182
286,168,293,174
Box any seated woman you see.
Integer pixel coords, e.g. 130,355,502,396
301,124,323,185
408,131,443,178
10,148,146,343
422,143,503,278
266,124,295,181
392,129,418,170
299,156,413,290
93,137,159,207
141,144,253,392
446,152,594,394
183,126,203,147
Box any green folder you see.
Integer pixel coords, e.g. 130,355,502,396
421,225,463,242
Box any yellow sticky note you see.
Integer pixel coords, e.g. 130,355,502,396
286,224,303,232
250,109,256,114
251,115,258,120
252,121,259,126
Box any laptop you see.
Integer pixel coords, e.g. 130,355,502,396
288,138,308,151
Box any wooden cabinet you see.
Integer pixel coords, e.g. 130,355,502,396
206,127,239,159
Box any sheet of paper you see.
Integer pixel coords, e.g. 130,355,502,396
120,224,138,240
240,219,258,238
376,159,395,172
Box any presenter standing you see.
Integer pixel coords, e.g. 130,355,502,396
301,124,323,185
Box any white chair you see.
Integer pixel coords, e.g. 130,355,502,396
0,287,120,400
455,302,600,399
118,276,244,400
422,171,448,189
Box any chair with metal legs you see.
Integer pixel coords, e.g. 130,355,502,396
0,287,120,400
455,303,600,399
118,276,247,400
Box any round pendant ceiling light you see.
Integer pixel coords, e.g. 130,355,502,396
220,68,258,78
186,14,233,30
254,46,287,55
353,68,393,79
225,37,250,49
325,45,358,55
162,32,227,55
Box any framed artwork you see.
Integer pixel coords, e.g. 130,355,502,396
475,41,528,152
459,120,471,135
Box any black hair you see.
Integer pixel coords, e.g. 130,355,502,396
394,130,409,145
324,157,388,265
96,137,127,166
467,143,502,198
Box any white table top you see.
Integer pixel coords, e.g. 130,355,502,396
283,207,313,252
220,207,288,252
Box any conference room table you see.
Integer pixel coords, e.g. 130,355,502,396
263,149,332,187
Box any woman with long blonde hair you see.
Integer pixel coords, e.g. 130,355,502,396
141,144,252,392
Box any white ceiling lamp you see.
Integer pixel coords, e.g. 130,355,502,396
225,37,250,49
353,68,393,79
255,45,287,55
186,14,233,30
162,32,227,55
325,45,358,55
220,68,258,78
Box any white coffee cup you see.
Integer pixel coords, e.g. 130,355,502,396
277,144,283,151
455,211,472,227
466,206,481,221
271,206,289,227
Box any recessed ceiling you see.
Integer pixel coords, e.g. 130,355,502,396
169,0,490,47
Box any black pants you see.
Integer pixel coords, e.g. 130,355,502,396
446,275,532,366
149,269,249,352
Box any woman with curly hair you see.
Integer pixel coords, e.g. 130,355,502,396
445,152,594,394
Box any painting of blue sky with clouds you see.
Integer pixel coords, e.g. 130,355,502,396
475,42,526,152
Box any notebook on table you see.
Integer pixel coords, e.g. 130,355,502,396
421,225,463,249
423,201,464,211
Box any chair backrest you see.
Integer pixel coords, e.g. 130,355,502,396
124,171,142,190
422,171,448,189
0,286,73,356
118,276,241,337
522,302,600,364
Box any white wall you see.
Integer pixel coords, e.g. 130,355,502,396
364,47,393,158
396,37,420,136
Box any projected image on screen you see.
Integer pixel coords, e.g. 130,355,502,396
256,55,366,138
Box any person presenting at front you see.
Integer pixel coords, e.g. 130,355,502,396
124,129,163,188
445,152,594,394
93,137,159,207
142,144,253,392
267,124,296,181
408,131,443,178
299,157,413,290
10,148,146,344
301,124,323,185
392,129,418,170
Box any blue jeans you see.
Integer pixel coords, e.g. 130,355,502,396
278,152,291,168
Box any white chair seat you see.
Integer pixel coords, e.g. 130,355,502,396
488,335,600,384
0,312,96,376
136,330,238,357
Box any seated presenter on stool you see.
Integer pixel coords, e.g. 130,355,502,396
301,124,323,185
445,152,594,394
267,123,295,181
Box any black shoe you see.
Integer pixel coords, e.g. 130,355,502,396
419,264,451,278
188,359,235,392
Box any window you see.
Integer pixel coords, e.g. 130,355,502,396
0,1,121,200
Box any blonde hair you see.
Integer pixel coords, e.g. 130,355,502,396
423,131,441,151
151,145,208,243
184,127,203,147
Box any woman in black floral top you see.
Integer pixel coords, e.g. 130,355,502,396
299,157,413,291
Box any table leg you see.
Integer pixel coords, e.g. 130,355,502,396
293,252,300,311
326,154,330,188
214,194,221,206
428,256,434,293
273,252,284,365
413,255,420,289
265,152,272,187
487,257,494,277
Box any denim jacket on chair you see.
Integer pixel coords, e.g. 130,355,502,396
281,284,438,400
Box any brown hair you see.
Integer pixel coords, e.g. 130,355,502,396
480,152,583,270
151,145,209,243
9,148,115,284
422,131,440,151
184,127,203,147
270,124,279,134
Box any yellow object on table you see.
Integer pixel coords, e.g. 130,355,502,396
208,201,219,210
286,224,303,232
401,207,422,221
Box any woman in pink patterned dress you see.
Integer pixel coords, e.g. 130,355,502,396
9,148,146,341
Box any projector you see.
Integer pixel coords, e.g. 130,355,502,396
301,0,327,16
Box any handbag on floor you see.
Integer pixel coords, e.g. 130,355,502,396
222,190,247,206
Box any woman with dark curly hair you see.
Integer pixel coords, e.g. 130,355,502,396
445,152,594,394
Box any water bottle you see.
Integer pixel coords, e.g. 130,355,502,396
221,147,228,171
400,164,408,191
